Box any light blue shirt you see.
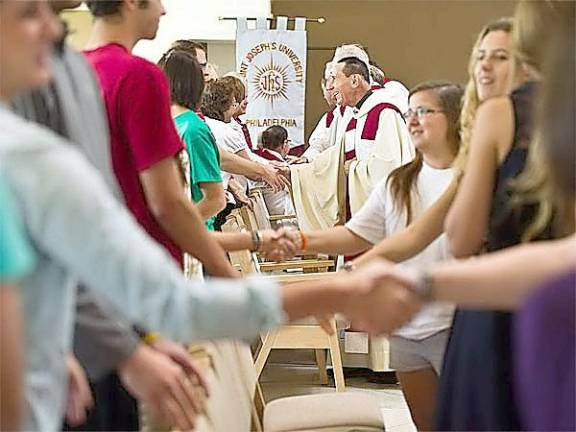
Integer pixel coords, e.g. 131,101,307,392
0,172,35,281
0,105,284,431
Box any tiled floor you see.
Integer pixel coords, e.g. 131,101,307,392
260,363,416,432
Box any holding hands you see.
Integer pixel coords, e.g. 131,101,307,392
339,261,422,335
258,228,299,261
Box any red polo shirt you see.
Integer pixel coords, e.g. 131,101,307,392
85,43,184,265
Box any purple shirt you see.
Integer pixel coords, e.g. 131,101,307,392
515,270,575,431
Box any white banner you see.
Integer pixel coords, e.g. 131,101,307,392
236,17,307,151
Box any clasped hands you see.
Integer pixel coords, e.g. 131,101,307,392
334,260,424,336
257,227,300,261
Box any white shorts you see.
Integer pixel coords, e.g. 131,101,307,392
389,329,451,375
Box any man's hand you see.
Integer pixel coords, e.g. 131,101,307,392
259,228,299,261
339,261,421,335
259,164,290,192
119,342,208,431
64,354,94,427
149,338,209,396
228,179,253,209
287,155,308,165
344,158,356,176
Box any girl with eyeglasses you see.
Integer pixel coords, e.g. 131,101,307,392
295,81,463,431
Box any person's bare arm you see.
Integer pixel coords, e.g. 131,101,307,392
196,182,226,222
280,261,421,335
140,157,238,278
219,148,288,191
445,98,514,258
430,236,576,309
353,180,458,266
390,235,576,310
302,226,372,255
0,285,24,432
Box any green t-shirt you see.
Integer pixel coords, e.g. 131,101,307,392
174,111,223,231
0,176,35,282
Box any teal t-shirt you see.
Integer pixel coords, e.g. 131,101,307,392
0,176,35,282
174,111,223,231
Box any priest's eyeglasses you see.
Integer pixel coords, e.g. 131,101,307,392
403,107,444,120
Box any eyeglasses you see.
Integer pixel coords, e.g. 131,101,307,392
403,107,444,120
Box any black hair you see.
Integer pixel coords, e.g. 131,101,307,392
337,57,370,83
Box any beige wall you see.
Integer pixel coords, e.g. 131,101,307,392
271,0,516,142
61,10,93,51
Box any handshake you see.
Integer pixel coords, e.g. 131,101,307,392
331,260,425,336
254,227,302,261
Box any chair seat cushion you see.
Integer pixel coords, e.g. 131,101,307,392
263,392,384,432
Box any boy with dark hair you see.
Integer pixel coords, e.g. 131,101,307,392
256,126,295,215
260,125,290,160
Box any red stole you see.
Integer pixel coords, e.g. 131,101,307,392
234,117,254,150
253,148,285,162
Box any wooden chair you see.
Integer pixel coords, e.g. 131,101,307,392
222,211,346,392
238,195,335,274
227,208,334,274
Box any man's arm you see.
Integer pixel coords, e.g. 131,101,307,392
139,157,238,278
219,148,288,191
8,127,421,341
302,113,331,162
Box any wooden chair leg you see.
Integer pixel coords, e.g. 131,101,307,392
315,349,329,385
328,323,346,392
251,381,266,432
254,331,276,379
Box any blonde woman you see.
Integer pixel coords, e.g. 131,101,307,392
354,17,516,266
438,3,566,429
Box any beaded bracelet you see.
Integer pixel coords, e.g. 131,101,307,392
251,230,263,252
299,231,308,251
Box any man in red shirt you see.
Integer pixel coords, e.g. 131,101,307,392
84,0,252,277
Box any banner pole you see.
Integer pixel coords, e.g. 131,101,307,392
220,16,325,24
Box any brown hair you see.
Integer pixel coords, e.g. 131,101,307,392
455,18,514,172
220,75,246,104
513,0,564,73
86,0,148,17
261,126,288,151
540,13,575,200
157,49,204,111
170,40,207,59
200,79,235,121
387,81,463,225
513,0,575,240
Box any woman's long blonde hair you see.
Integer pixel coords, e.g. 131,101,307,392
511,0,574,241
454,18,514,172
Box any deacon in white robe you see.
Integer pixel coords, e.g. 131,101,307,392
291,49,413,231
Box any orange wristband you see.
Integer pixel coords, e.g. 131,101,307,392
299,231,308,251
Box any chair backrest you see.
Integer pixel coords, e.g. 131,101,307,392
221,210,259,275
248,189,274,231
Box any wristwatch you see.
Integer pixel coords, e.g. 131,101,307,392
342,262,355,272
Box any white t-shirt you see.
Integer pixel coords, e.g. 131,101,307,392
204,117,239,190
259,149,295,216
346,162,455,340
